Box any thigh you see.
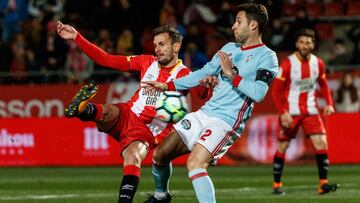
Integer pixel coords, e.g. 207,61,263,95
154,130,190,163
175,110,237,165
278,115,302,141
103,103,155,154
302,114,326,136
96,104,120,131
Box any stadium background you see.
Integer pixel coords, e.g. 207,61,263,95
1,0,360,202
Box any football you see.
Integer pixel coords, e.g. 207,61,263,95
155,91,190,123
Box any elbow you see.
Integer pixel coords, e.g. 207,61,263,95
251,89,268,102
252,95,265,102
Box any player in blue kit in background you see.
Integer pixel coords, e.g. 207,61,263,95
143,3,279,203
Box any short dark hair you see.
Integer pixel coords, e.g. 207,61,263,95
235,3,268,34
152,25,183,44
295,28,315,42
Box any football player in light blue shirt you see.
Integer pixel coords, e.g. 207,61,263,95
143,3,278,203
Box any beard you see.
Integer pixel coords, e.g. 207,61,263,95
158,54,174,66
298,50,310,59
235,34,247,44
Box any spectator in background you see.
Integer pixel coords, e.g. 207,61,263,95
182,23,206,54
9,32,36,83
215,0,234,30
335,72,360,113
28,0,64,23
328,38,351,65
180,41,208,71
183,0,216,30
347,23,360,65
39,20,68,83
0,0,28,43
266,18,287,50
0,34,13,83
65,41,94,84
115,29,134,55
281,7,315,51
159,0,186,35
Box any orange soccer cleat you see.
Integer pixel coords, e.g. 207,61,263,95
272,182,286,195
64,83,98,118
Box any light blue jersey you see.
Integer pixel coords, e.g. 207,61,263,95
172,42,278,134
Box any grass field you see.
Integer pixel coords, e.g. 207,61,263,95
0,165,359,203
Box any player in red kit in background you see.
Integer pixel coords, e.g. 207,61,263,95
57,22,209,203
271,28,338,195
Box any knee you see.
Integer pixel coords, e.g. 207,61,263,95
100,104,119,122
123,150,144,166
277,141,289,153
187,157,206,172
152,147,167,164
311,135,328,150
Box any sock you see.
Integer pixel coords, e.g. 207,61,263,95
77,103,102,121
273,150,285,183
152,161,172,200
189,168,215,203
315,149,329,180
118,165,140,203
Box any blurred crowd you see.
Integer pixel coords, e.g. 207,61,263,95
0,0,359,86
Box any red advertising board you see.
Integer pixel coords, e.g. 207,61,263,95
1,82,360,166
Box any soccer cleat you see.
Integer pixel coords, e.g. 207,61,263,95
272,182,286,195
64,83,98,118
317,183,339,195
143,193,172,203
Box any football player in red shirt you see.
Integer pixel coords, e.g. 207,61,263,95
271,28,338,195
57,22,208,203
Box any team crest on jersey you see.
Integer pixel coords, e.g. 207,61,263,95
181,119,191,130
246,54,254,63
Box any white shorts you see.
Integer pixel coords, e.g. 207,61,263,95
173,110,241,164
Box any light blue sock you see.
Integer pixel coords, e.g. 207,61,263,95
189,168,216,203
152,161,172,197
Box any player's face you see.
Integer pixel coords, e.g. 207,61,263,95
153,33,177,66
295,36,314,58
232,11,251,43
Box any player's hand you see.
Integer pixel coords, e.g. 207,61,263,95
218,51,234,80
280,112,293,128
141,81,168,91
199,76,218,88
323,105,335,115
57,21,78,40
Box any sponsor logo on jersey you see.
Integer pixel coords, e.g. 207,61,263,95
142,87,162,106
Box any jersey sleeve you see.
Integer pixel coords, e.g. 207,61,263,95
74,33,132,71
271,58,290,113
317,58,334,106
128,55,156,72
167,44,231,90
235,51,279,102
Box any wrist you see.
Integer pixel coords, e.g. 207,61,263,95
223,73,235,81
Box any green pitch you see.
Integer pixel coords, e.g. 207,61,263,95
0,165,359,202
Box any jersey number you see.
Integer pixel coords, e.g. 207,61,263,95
200,129,212,141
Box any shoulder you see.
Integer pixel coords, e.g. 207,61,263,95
220,42,240,52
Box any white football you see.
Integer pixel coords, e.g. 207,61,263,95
155,91,189,123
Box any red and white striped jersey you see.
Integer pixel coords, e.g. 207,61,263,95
74,33,191,139
272,52,333,115
126,55,190,138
